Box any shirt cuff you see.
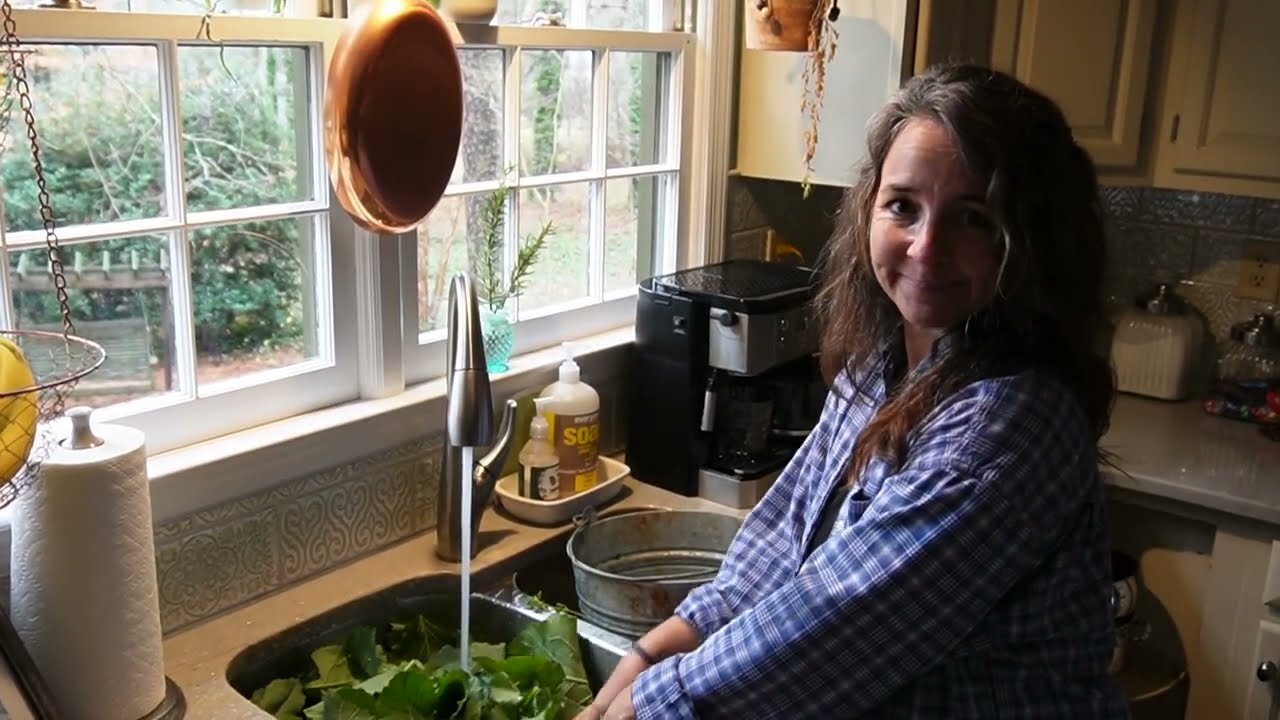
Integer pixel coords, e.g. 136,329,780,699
674,583,733,640
631,653,698,720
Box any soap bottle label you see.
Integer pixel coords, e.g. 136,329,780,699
519,462,560,500
547,410,600,493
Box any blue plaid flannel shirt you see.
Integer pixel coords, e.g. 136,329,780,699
631,342,1128,719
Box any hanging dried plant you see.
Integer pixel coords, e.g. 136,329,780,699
799,0,839,197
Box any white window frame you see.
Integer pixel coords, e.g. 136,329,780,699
385,25,697,388
0,12,360,453
0,3,737,487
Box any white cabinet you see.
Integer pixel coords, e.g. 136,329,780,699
1155,0,1280,197
1246,620,1280,719
1189,528,1280,720
733,0,995,187
990,0,1157,169
735,0,913,187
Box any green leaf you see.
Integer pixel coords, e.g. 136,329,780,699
345,626,383,679
322,688,379,720
508,615,593,709
386,616,456,664
307,645,357,690
250,677,306,719
470,642,507,663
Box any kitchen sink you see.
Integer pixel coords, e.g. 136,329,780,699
508,540,581,614
225,541,629,710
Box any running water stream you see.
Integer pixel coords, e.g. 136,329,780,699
459,446,473,670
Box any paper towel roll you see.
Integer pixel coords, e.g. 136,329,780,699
9,418,166,720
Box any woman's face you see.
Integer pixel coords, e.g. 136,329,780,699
869,117,1001,349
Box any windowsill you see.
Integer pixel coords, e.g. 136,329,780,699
0,325,635,529
150,324,635,523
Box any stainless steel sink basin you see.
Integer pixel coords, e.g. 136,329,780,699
225,544,628,710
508,541,581,614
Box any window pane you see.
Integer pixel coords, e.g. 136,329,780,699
495,0,654,29
604,175,663,293
8,236,179,408
520,50,592,176
189,215,322,388
518,183,589,312
180,45,314,212
608,52,666,168
0,45,165,232
417,194,482,334
454,49,505,186
57,0,274,12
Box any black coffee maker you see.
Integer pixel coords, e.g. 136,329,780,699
625,260,824,507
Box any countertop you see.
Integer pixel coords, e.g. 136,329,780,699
162,394,1280,718
163,479,737,720
1100,394,1280,526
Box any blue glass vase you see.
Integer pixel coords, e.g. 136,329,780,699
480,305,514,373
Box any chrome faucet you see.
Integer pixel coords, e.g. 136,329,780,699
436,272,518,562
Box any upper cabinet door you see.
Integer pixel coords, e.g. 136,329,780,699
990,0,1157,169
1166,0,1280,184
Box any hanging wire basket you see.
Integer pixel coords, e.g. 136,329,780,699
0,0,106,510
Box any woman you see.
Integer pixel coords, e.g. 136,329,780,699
580,63,1127,719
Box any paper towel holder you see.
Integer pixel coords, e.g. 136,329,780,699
60,406,104,451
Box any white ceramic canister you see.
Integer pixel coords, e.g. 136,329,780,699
1109,283,1205,401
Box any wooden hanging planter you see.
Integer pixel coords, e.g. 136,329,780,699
744,0,837,52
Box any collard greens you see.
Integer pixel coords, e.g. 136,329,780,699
249,612,594,720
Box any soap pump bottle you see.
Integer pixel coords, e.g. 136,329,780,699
518,397,560,501
539,342,601,497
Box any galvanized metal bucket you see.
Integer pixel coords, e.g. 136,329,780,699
566,507,742,638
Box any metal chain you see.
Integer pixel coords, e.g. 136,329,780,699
0,0,76,338
0,57,14,158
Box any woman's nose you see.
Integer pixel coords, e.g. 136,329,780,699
906,216,952,264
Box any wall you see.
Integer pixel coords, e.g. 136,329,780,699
726,176,1280,353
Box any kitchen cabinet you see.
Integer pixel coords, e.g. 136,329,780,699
1186,526,1280,719
1154,0,1280,198
1246,620,1280,719
989,0,1157,170
734,0,995,187
991,0,1280,199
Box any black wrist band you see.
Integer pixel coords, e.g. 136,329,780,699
631,641,659,665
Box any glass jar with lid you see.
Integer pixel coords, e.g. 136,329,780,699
1215,313,1280,382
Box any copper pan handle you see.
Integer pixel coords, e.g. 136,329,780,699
324,0,464,235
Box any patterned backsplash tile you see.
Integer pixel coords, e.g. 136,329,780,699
1103,187,1280,345
153,434,442,632
725,177,1280,348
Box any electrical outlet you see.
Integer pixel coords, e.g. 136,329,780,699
1236,239,1280,302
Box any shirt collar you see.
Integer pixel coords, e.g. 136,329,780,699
877,325,965,392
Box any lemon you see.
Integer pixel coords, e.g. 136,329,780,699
0,336,38,485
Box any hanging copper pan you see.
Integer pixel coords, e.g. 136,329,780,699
324,0,464,234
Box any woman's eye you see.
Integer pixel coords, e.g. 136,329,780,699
960,208,995,229
885,198,915,217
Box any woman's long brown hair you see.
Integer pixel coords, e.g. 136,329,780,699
817,63,1115,480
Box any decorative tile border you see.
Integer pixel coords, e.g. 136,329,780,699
137,375,628,633
154,433,443,632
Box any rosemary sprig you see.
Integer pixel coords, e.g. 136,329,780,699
474,176,552,313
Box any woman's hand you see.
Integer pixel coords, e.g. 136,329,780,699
576,615,702,719
601,684,637,719
573,654,647,720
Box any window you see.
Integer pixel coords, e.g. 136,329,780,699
403,22,692,383
0,6,695,452
0,14,357,453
